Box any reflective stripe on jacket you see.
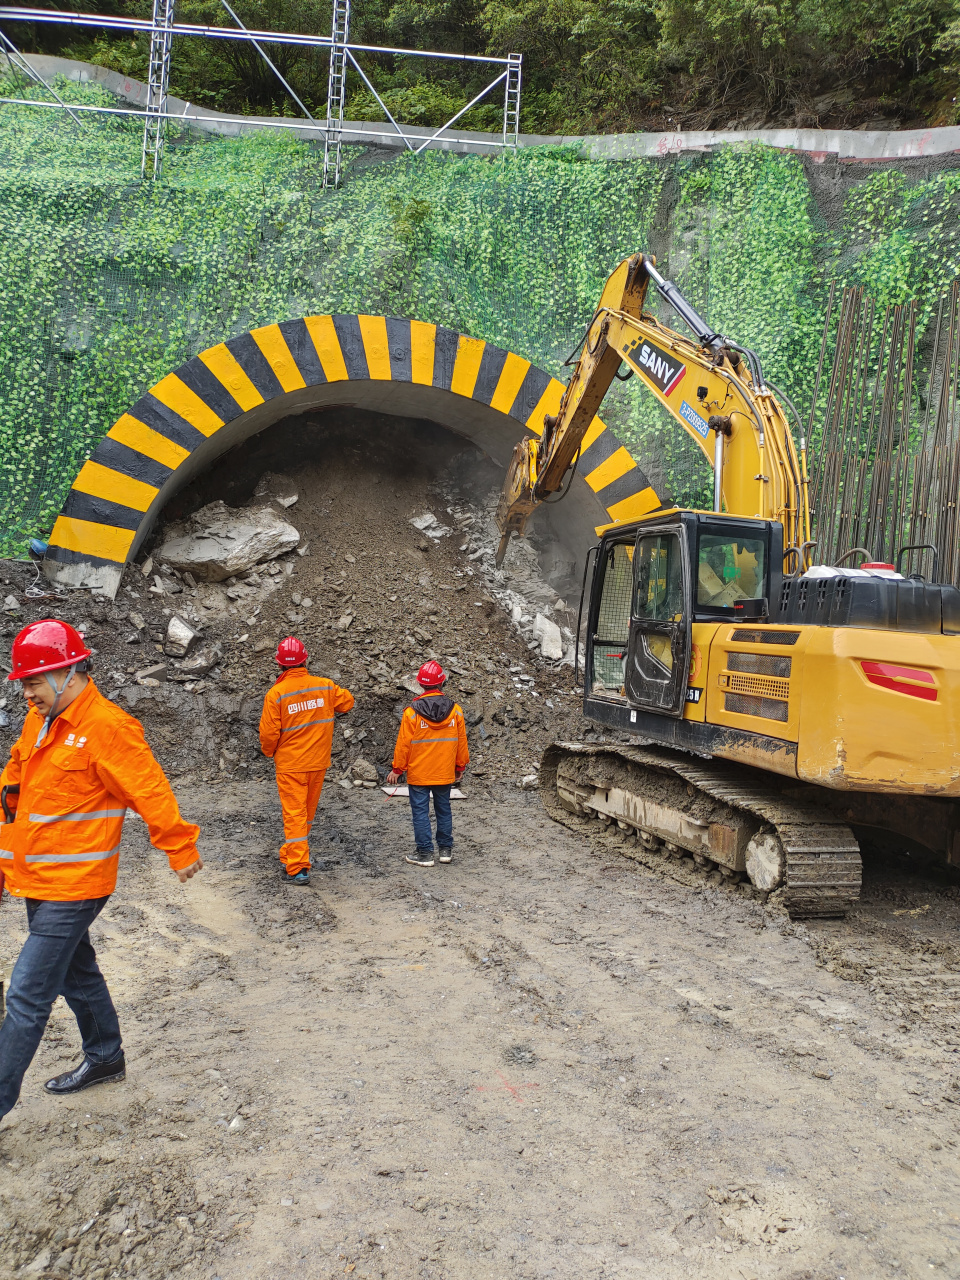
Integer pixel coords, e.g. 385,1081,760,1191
0,679,200,901
392,694,469,786
259,667,354,770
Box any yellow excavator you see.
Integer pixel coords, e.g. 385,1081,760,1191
496,254,960,917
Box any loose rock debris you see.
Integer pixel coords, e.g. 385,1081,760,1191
1,414,960,1277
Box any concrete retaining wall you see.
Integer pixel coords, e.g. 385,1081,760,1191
9,53,960,162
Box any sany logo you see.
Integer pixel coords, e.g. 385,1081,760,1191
622,336,686,397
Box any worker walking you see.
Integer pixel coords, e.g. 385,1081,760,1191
387,661,469,867
0,620,202,1123
259,637,354,886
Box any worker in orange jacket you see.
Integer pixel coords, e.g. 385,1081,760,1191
387,661,469,867
0,620,202,1123
259,636,354,885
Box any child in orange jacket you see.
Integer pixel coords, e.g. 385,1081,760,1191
387,661,469,867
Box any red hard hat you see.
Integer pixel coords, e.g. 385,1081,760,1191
417,660,446,688
8,619,92,682
275,636,308,667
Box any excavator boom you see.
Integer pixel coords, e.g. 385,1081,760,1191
495,254,810,565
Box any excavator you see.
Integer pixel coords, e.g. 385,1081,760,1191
495,253,960,917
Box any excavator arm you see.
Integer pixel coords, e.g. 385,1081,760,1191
495,253,811,566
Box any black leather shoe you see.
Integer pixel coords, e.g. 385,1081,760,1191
44,1054,126,1095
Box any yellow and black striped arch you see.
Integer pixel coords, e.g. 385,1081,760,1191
46,315,660,584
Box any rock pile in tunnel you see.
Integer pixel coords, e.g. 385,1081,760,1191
0,422,592,793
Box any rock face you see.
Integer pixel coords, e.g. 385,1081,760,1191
157,501,299,582
533,613,564,661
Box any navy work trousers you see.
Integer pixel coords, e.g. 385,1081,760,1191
408,783,453,853
0,896,122,1121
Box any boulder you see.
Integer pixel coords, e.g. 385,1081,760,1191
157,501,299,581
164,615,201,658
350,757,379,783
532,613,564,661
135,663,167,685
171,640,222,679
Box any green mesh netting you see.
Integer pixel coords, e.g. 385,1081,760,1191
2,76,960,559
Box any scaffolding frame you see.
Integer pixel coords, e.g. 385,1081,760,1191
141,0,175,178
0,3,521,185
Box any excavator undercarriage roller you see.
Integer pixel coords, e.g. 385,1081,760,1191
540,742,862,918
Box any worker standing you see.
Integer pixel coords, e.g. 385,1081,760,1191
0,620,202,1123
387,661,469,867
259,637,354,885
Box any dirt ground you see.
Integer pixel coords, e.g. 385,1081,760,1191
2,775,960,1280
2,411,960,1278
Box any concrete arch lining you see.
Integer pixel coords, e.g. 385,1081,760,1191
43,315,661,597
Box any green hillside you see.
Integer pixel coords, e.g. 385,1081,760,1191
1,77,959,553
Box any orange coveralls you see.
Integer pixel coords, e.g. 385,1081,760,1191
0,679,200,900
392,693,470,785
259,666,354,874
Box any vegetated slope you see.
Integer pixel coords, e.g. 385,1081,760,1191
9,0,960,133
6,86,960,564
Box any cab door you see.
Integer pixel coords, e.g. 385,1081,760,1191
625,524,691,716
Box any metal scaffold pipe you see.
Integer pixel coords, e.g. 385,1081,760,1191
141,0,175,179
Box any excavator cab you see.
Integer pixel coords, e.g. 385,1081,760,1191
586,512,783,723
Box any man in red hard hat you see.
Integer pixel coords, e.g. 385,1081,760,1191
259,636,354,885
387,661,469,867
0,619,202,1124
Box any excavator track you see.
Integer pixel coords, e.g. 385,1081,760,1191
540,742,862,919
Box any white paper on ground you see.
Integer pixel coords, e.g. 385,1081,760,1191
380,786,465,799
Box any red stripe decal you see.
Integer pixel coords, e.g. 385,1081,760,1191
861,661,938,701
861,661,935,684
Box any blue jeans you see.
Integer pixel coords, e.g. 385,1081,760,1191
0,896,122,1120
408,784,453,853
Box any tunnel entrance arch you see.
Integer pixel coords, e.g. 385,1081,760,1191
43,315,661,597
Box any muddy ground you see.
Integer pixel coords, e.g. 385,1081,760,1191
2,777,960,1280
2,411,960,1278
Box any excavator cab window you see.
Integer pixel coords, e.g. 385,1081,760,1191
696,534,766,612
591,541,634,695
634,534,683,625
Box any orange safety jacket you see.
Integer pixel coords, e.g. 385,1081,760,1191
0,678,200,902
392,691,469,786
259,666,354,771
